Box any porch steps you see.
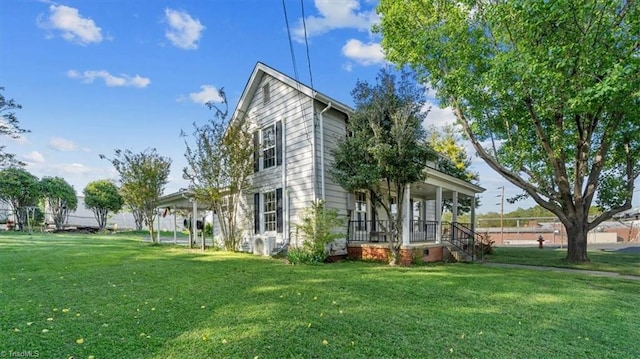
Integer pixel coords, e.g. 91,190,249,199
448,247,474,263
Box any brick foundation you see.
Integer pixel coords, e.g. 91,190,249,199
347,244,444,265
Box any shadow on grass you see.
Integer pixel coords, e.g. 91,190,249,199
1,234,639,358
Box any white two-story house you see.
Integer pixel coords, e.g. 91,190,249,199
159,62,485,263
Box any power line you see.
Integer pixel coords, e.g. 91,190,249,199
281,0,299,82
300,0,314,90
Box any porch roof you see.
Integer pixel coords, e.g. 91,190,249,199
411,167,485,199
156,189,211,211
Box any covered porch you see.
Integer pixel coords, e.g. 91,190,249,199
346,168,485,262
155,189,212,248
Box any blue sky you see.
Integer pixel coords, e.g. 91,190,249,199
3,0,624,215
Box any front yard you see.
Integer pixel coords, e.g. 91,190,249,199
1,232,638,358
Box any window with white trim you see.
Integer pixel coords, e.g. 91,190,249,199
262,83,271,104
262,124,276,169
263,190,277,232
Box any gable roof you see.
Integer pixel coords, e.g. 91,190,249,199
230,62,352,124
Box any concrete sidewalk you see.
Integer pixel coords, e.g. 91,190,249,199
482,262,640,281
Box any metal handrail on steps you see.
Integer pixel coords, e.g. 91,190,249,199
442,222,484,261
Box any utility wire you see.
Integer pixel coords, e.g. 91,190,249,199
300,0,314,90
282,0,314,145
282,0,299,83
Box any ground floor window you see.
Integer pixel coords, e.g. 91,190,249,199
255,188,283,233
355,191,367,231
264,190,276,232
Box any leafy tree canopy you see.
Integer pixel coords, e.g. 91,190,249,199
83,179,124,230
100,148,171,240
332,68,437,264
376,0,640,262
0,167,40,230
0,87,29,168
40,176,77,230
182,88,254,251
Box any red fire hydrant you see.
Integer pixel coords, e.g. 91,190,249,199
537,235,545,249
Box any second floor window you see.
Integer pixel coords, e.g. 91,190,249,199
262,124,276,169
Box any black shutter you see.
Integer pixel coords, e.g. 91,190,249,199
276,120,283,166
254,193,260,234
253,131,259,172
371,204,376,231
276,188,283,233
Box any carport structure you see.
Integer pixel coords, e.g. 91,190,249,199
156,189,211,248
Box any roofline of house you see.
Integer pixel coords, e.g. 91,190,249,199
425,167,486,194
231,62,352,126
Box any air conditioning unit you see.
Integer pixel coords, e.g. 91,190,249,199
264,236,276,256
253,236,276,256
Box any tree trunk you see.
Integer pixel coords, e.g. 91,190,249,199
388,219,402,266
564,220,590,262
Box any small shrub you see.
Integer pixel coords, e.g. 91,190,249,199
286,247,324,265
204,222,213,236
475,232,495,255
294,200,346,263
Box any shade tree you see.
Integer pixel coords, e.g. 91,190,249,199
377,0,640,262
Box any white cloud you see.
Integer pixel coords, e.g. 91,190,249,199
48,137,77,152
7,134,28,145
188,85,224,105
23,151,45,164
341,39,385,65
293,0,379,41
67,70,151,88
423,102,457,129
38,5,103,45
164,8,205,50
59,162,93,175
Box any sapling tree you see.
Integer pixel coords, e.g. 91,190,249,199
182,88,254,251
101,148,171,242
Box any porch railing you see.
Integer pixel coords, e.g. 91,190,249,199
409,220,439,243
443,222,483,261
348,220,391,243
347,219,439,244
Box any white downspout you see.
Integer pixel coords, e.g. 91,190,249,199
281,118,288,244
319,102,332,201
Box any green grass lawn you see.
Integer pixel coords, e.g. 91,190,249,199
1,233,639,359
485,246,640,276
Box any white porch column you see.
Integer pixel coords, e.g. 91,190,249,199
470,196,477,232
173,205,177,244
156,209,161,242
402,184,411,246
452,191,459,224
191,198,198,249
435,186,442,243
